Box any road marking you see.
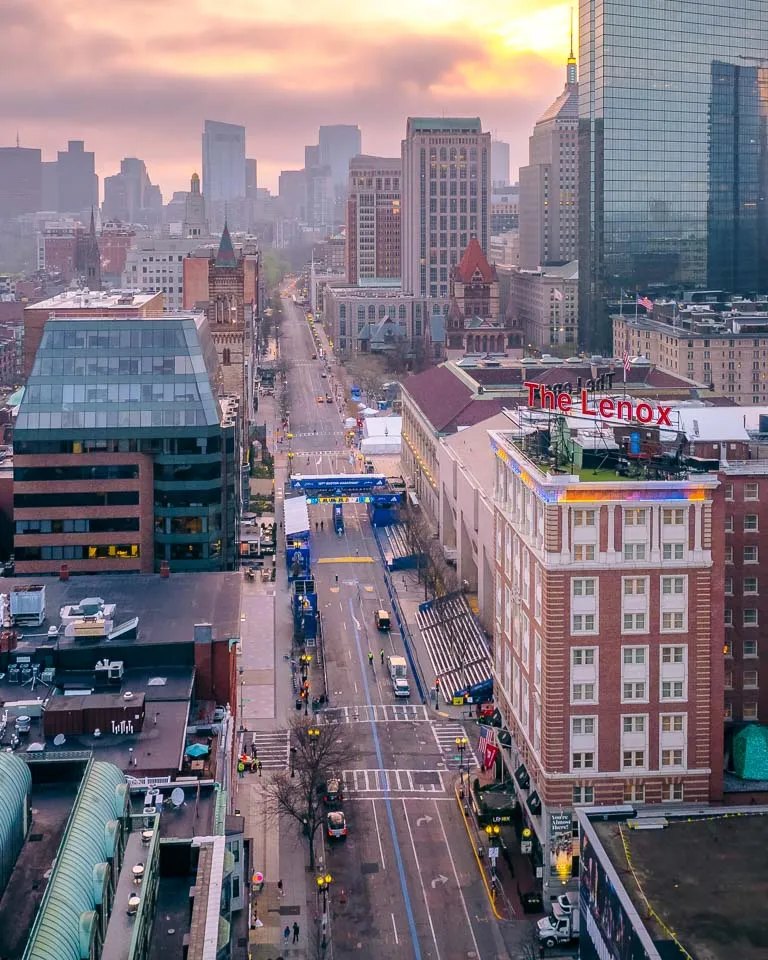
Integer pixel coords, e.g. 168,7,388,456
434,800,482,955
431,874,448,888
391,912,399,944
371,798,386,870
323,704,431,723
402,799,442,960
342,768,448,794
317,556,374,563
416,815,433,827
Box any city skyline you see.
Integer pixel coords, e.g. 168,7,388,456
4,0,574,196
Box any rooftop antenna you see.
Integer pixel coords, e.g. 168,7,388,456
16,132,20,148
567,7,578,85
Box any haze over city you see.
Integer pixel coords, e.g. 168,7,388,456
5,0,572,193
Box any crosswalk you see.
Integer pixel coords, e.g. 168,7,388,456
242,730,291,770
432,721,478,768
342,768,449,794
324,704,431,724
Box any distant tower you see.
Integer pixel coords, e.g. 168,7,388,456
75,208,102,290
184,172,209,238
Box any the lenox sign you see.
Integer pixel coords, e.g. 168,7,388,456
524,381,673,426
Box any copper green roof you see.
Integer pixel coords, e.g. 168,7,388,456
0,754,32,894
23,761,127,960
215,221,237,268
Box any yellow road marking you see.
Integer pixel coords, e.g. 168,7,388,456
317,557,374,564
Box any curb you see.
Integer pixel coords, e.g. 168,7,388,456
454,783,505,921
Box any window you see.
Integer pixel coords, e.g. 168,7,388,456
745,545,759,563
744,670,759,689
744,482,759,500
744,577,758,594
744,702,759,720
725,669,733,689
661,714,684,733
725,545,733,563
662,577,685,595
572,752,594,769
572,648,595,666
661,749,684,768
572,613,596,633
624,783,645,803
574,544,595,561
744,609,759,626
623,647,646,665
661,680,684,700
624,543,647,561
623,681,647,701
573,509,596,526
624,578,646,596
725,608,734,627
572,682,595,702
623,715,646,733
724,483,734,500
664,783,684,802
663,543,684,561
744,638,758,657
622,750,645,769
744,515,759,532
662,508,685,525
572,578,595,596
725,515,734,533
725,577,733,595
573,785,594,805
572,717,595,735
662,612,685,631
623,612,646,632
624,508,647,526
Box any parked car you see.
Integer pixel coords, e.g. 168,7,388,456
375,609,391,631
326,810,347,839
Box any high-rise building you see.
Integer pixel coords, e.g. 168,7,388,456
202,120,246,203
491,140,511,188
518,45,578,270
401,118,492,301
0,146,42,219
56,140,98,215
278,170,306,220
579,0,768,351
305,165,334,231
346,156,401,284
103,158,162,225
319,125,362,197
245,158,258,199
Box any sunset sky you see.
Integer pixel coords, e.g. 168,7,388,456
5,0,574,197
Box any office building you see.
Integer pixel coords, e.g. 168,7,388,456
509,261,579,349
401,118,492,303
103,157,162,225
579,0,768,351
23,289,164,379
14,315,239,575
278,169,306,220
518,46,578,270
319,124,362,197
98,221,135,286
491,139,511,188
346,156,401,284
306,164,334,231
0,145,42,219
202,120,246,203
56,140,98,215
245,157,258,198
122,237,201,312
490,407,724,902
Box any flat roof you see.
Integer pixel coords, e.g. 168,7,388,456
593,812,768,960
27,290,161,311
129,781,221,839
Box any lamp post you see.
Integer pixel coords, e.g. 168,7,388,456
307,727,321,747
300,653,313,679
484,824,501,883
316,873,333,951
455,736,468,771
290,745,297,778
303,680,311,715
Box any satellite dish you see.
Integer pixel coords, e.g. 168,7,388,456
26,742,44,752
53,733,66,746
93,728,102,737
170,787,185,808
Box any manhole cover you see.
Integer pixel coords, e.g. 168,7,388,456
361,862,379,875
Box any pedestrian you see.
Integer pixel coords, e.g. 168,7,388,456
251,742,257,760
320,520,324,531
292,922,300,943
237,761,245,779
256,758,262,777
277,879,283,898
380,649,385,665
283,925,291,945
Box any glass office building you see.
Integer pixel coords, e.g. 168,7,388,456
14,317,239,575
579,0,768,350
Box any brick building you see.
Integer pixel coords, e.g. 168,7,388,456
489,407,724,901
346,155,401,284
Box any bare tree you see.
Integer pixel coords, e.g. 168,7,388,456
263,716,355,869
404,501,459,600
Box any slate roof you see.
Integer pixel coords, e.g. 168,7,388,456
214,221,237,268
454,238,497,284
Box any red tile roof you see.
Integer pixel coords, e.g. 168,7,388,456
454,238,496,284
402,365,520,434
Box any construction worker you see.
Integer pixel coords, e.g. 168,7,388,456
237,759,245,779
368,651,374,668
380,649,385,665
255,758,262,777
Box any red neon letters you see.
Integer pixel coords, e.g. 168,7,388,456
523,382,672,427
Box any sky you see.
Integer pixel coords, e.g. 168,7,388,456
5,0,575,198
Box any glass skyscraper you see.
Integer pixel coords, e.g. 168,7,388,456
578,0,768,350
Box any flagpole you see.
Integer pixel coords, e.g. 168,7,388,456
634,290,639,321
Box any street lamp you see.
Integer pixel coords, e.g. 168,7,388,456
455,736,468,771
484,824,501,882
290,745,297,778
300,653,313,678
316,872,333,911
303,680,311,715
307,727,321,746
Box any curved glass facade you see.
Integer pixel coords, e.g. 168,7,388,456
579,0,768,349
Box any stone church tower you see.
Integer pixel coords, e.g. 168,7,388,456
75,208,102,290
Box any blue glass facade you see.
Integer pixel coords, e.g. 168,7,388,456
579,0,768,350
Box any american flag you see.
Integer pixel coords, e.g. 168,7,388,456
623,349,631,374
478,725,492,754
636,295,653,311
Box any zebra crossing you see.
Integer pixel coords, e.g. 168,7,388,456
342,768,449,794
323,704,431,724
242,729,291,770
432,721,478,768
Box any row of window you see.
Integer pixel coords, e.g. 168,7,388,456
16,517,140,535
572,679,686,703
574,542,688,562
723,482,760,500
572,611,687,633
724,669,759,689
572,749,686,772
14,491,140,508
725,545,760,563
724,515,760,532
16,544,140,561
14,465,139,483
577,507,687,526
572,714,684,735
572,783,685,805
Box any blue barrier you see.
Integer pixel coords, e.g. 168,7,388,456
372,525,427,703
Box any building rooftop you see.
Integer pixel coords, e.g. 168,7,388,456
442,412,510,493
536,82,578,124
27,290,161,312
408,117,482,133
592,811,768,960
16,316,223,434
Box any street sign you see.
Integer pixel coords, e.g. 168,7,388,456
488,847,499,861
521,840,532,854
452,696,464,706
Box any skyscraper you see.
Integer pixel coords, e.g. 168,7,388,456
0,145,41,219
491,140,511,188
56,140,98,215
318,125,362,197
401,118,492,301
346,156,401,284
103,158,162,224
202,120,246,203
518,42,578,270
579,0,768,350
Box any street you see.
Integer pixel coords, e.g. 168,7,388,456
276,292,510,959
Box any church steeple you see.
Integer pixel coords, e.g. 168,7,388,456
215,220,237,268
567,6,578,86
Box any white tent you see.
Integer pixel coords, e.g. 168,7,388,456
361,415,401,455
284,496,310,537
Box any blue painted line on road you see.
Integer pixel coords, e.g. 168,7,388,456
347,597,423,960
